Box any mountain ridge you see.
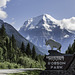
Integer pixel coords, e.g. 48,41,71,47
19,14,75,54
0,19,43,55
20,14,75,32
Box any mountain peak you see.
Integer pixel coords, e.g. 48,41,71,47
38,14,57,22
19,14,75,54
20,14,75,32
20,14,58,31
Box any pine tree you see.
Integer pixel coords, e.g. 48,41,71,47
20,42,25,53
0,24,6,38
8,39,12,62
16,48,22,61
2,46,7,61
32,46,36,59
0,24,6,47
11,34,16,49
6,37,9,50
12,48,16,62
71,40,75,53
0,47,3,60
66,44,72,54
65,39,75,54
26,43,31,56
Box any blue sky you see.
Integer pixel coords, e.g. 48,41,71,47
0,0,75,30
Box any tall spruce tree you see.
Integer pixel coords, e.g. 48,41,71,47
32,46,36,59
11,34,16,49
8,39,12,62
0,24,6,38
3,46,7,61
66,44,72,54
20,42,25,53
6,37,9,50
0,24,6,47
71,40,75,53
26,43,31,56
0,47,3,60
66,40,75,54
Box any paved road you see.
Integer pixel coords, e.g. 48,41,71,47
0,68,42,75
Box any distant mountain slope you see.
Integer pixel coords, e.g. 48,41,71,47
19,14,75,54
0,19,43,55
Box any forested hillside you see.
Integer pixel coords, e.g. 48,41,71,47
0,24,45,69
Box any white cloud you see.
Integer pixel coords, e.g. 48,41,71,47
0,0,10,19
0,9,7,19
55,17,75,31
60,17,75,31
0,0,10,8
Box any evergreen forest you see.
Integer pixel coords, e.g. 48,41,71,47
0,24,45,69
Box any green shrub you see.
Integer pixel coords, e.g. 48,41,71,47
0,62,22,69
8,64,12,69
0,63,7,69
14,64,18,68
17,56,44,68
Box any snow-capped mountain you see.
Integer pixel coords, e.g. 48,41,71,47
19,14,75,54
0,19,43,55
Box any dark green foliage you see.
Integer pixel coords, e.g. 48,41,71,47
8,64,12,69
2,46,7,61
0,25,45,69
71,40,75,52
20,42,25,53
0,24,6,38
0,24,6,47
0,47,3,60
6,37,9,50
11,34,16,49
26,43,31,56
17,57,25,65
0,62,22,69
32,46,36,59
8,40,13,62
66,44,72,54
66,40,75,54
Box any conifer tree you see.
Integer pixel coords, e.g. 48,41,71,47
12,48,16,62
8,39,12,62
0,47,3,60
66,44,72,54
71,40,75,53
20,42,25,53
0,24,6,47
65,40,75,54
6,37,9,50
26,43,31,56
32,46,36,59
0,24,6,38
11,34,16,49
3,46,7,61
